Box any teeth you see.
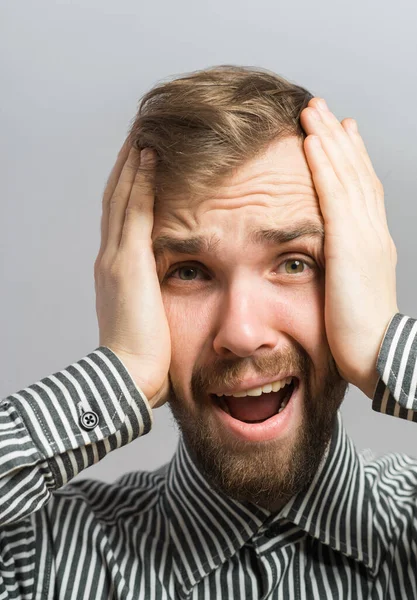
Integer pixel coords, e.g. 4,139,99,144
278,397,289,413
215,379,293,422
216,377,293,398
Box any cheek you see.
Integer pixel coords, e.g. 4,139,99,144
162,294,212,382
282,280,329,365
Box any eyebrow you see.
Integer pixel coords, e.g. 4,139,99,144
152,219,324,262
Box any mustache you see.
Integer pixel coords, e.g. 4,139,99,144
190,346,312,398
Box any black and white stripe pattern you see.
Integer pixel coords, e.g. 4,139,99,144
372,313,417,421
0,313,417,598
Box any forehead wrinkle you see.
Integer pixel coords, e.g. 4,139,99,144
152,219,324,263
213,174,317,201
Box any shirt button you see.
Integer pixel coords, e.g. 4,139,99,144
79,410,99,430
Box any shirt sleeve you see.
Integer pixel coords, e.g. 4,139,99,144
0,346,153,526
372,313,417,421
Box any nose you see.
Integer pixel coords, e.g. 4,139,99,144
212,280,282,359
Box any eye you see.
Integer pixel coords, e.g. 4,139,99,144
165,257,313,283
279,259,310,275
166,264,207,281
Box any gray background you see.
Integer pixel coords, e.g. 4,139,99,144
1,0,416,483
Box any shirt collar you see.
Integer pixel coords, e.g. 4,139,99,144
164,435,269,593
164,411,383,594
276,411,383,576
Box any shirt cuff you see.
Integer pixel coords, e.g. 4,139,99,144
3,346,153,465
372,313,417,421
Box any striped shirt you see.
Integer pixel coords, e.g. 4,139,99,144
1,312,417,599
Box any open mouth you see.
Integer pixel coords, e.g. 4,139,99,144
210,377,298,424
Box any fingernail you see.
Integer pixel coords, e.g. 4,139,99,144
316,99,328,111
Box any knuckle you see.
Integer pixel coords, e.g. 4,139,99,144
94,261,106,282
95,253,117,280
124,204,140,220
375,178,384,194
136,165,155,187
107,261,123,284
94,257,101,276
390,238,398,259
109,194,122,212
125,156,140,172
346,167,361,189
131,179,149,198
94,252,106,276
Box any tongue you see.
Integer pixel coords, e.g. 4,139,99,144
224,390,285,422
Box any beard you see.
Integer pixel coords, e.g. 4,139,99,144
167,345,348,512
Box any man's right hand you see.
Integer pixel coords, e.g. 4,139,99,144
94,141,171,409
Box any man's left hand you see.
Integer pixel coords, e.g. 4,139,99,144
300,97,399,399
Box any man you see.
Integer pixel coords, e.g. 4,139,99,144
0,65,414,599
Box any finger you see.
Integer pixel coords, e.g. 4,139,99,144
98,139,132,261
311,103,376,186
302,101,375,203
103,138,132,205
341,119,379,181
343,120,389,229
301,107,363,205
303,135,345,223
120,148,157,252
106,147,142,253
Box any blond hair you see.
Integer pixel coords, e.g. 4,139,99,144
128,65,313,201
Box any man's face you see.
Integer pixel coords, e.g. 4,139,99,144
152,136,348,512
